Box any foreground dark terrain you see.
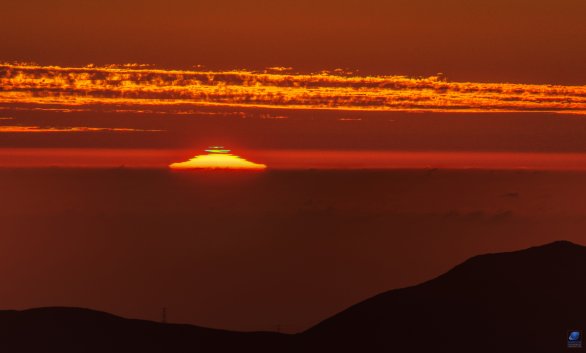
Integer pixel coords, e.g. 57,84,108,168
1,241,584,352
3,169,586,332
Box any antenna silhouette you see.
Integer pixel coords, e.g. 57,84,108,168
162,307,167,324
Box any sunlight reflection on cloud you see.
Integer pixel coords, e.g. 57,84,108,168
0,63,585,115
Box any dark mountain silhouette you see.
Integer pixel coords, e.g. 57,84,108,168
1,241,585,352
0,307,288,353
300,240,586,353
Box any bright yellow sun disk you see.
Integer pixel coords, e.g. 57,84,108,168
169,153,267,170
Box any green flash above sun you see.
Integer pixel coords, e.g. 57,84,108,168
204,146,232,154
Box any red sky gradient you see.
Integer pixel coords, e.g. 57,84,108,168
0,0,585,169
2,0,585,85
2,108,586,170
2,0,586,335
4,148,586,171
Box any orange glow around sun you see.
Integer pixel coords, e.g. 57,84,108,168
169,147,267,170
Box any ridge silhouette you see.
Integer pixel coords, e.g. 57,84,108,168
301,240,586,352
1,241,584,352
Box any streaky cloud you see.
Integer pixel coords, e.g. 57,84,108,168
0,63,585,114
0,125,162,133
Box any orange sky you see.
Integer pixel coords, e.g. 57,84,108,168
0,0,584,168
3,108,586,159
1,0,585,85
3,0,586,333
3,148,586,171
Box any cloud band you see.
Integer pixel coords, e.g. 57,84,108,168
1,64,585,114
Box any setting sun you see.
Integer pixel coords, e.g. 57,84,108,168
169,147,267,170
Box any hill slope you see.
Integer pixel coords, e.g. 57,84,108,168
0,307,288,353
301,240,586,352
1,241,585,352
